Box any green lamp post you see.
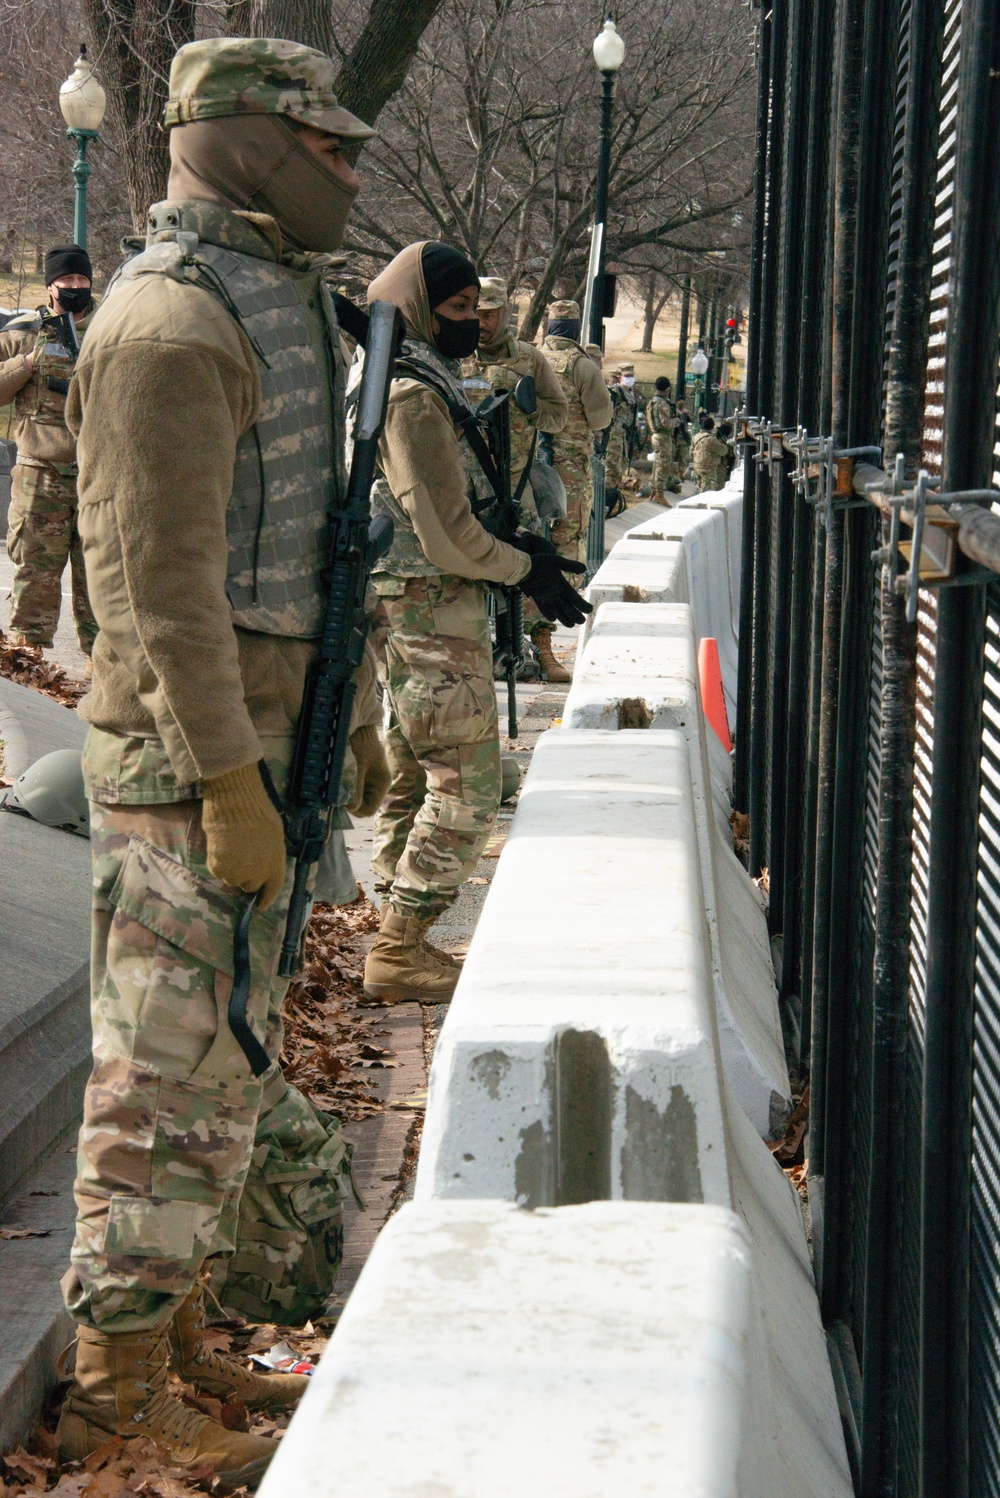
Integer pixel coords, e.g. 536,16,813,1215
689,345,709,415
58,46,106,251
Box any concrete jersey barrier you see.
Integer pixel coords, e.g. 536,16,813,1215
563,602,790,1141
259,1200,769,1498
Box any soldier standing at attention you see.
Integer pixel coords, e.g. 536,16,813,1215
646,375,679,504
363,244,590,1002
0,245,98,659
465,275,571,682
57,39,389,1487
692,414,729,492
540,299,613,570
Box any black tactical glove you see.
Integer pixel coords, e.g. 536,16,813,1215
512,531,558,557
515,549,592,628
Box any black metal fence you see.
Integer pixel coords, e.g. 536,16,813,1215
738,0,1000,1490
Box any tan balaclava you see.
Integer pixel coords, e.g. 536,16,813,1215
168,115,358,253
368,241,480,357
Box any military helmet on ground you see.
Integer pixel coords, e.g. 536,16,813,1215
3,749,89,837
478,277,509,310
164,37,375,139
548,298,581,320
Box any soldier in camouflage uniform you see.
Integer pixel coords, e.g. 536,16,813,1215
57,39,390,1488
0,244,98,656
362,245,589,1004
603,367,626,502
647,375,680,503
540,300,614,571
692,415,730,492
463,275,570,682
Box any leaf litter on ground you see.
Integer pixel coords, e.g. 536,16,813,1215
0,632,87,710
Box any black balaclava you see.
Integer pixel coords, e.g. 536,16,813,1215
547,317,581,341
421,242,480,359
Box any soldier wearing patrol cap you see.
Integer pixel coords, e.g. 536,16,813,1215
57,38,388,1485
540,299,613,581
464,276,571,681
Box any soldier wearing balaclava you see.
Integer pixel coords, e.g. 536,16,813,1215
58,38,389,1484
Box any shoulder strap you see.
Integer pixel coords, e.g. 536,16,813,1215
394,355,508,508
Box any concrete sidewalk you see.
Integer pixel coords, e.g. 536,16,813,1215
0,676,90,1451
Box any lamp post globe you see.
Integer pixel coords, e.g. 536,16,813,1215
593,18,626,71
689,346,709,414
59,45,105,251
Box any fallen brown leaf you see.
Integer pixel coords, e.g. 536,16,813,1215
0,1227,51,1240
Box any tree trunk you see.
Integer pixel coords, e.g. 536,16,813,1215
82,0,197,231
640,273,671,353
225,0,334,58
334,0,446,129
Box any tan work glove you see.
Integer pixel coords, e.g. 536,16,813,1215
347,724,391,817
202,762,287,910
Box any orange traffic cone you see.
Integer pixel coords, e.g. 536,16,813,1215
697,637,733,752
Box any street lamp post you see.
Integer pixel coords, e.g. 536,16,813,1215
689,345,709,416
588,19,625,349
59,46,106,251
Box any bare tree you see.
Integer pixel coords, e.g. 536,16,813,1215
337,0,753,334
82,0,197,230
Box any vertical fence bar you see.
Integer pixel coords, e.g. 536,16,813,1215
735,4,773,813
922,3,1000,1490
748,0,788,878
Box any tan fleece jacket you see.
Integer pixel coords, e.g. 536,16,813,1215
368,241,531,588
0,306,95,464
67,241,377,787
541,335,614,432
378,380,531,585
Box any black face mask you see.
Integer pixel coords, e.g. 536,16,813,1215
54,286,92,316
434,312,480,360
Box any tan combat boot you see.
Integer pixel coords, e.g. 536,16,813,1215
373,903,463,972
170,1283,309,1412
531,626,572,683
58,1326,276,1491
363,908,459,1004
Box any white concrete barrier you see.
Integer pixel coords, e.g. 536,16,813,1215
563,603,790,1140
260,1200,782,1498
678,473,745,631
416,729,730,1206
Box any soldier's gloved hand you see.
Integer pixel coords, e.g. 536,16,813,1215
518,553,593,628
512,531,557,557
348,724,391,817
202,762,287,910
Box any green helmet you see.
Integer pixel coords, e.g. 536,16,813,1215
500,754,521,804
3,749,89,837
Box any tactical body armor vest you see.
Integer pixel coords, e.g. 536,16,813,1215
367,338,498,580
541,337,594,448
106,200,345,638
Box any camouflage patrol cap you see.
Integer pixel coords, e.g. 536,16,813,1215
164,37,376,139
618,361,635,373
548,298,581,319
478,276,509,309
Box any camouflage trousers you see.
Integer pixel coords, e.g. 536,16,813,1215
549,446,595,570
604,426,627,488
696,469,722,493
6,461,97,653
372,574,501,920
62,798,342,1333
651,433,676,496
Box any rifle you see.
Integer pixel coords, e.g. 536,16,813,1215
476,375,538,742
38,310,80,395
275,298,404,981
